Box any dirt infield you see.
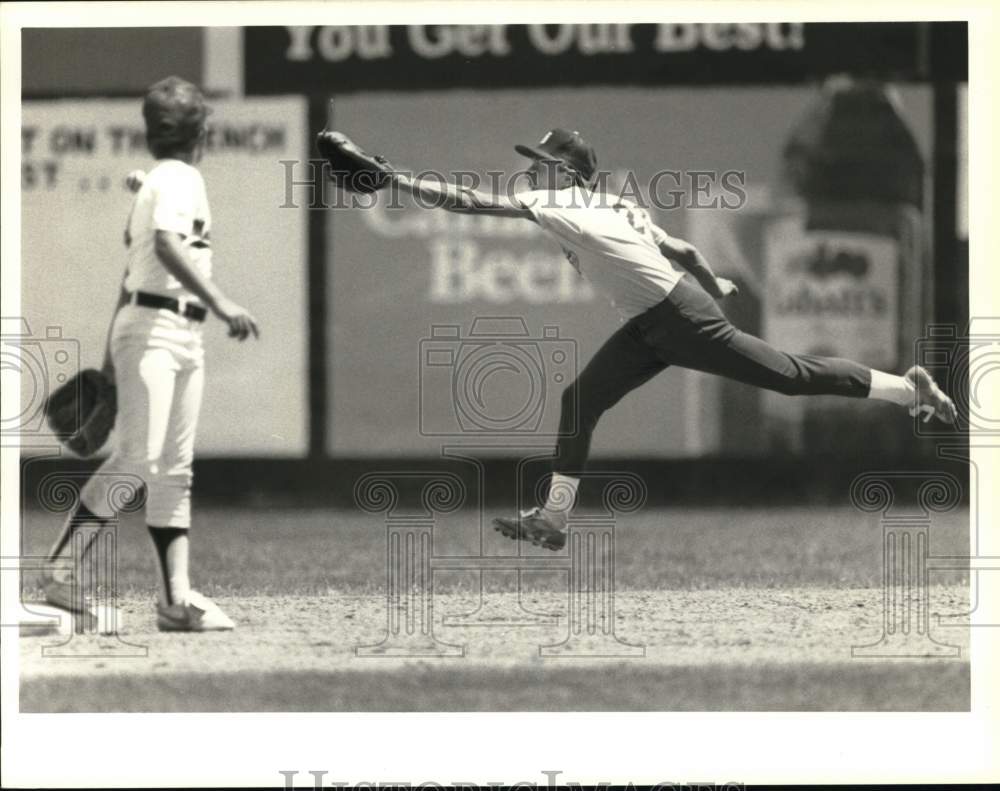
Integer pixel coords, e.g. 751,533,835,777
17,505,971,711
19,585,970,711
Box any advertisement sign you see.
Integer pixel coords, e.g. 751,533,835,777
19,98,309,455
326,88,701,457
245,23,967,94
763,218,899,370
323,86,930,457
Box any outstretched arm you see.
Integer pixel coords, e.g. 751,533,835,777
391,172,536,220
656,233,738,300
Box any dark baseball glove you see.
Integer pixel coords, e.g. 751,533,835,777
316,130,394,193
44,368,117,457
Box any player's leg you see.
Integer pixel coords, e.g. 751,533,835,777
493,320,667,549
151,358,233,631
146,359,200,609
42,340,177,611
551,321,668,493
648,276,955,421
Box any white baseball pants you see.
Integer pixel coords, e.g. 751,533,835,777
81,303,204,527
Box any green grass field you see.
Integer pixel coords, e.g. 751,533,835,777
18,505,971,711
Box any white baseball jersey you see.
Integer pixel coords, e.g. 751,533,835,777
82,158,211,529
517,187,684,320
124,159,212,297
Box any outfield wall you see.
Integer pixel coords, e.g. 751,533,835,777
15,24,968,476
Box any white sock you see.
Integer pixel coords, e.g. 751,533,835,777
867,369,915,407
165,533,191,605
541,473,579,528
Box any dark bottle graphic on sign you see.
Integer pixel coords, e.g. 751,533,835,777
782,76,924,209
771,76,927,453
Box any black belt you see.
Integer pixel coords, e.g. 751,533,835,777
132,291,207,322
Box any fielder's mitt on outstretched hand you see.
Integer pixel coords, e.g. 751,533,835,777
44,368,117,457
316,129,394,193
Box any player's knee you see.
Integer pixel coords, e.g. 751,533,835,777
563,381,614,429
161,454,194,478
145,489,192,529
80,465,144,518
562,381,596,414
159,466,194,491
771,376,803,396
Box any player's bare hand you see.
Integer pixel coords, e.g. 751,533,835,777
215,299,260,341
714,277,739,299
125,170,146,193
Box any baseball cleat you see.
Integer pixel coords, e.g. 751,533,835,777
39,564,88,614
905,365,957,424
156,590,235,632
37,565,122,633
493,507,567,551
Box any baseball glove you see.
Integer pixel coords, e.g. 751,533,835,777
44,368,117,457
316,130,394,193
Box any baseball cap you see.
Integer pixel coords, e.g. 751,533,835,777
515,128,597,181
142,76,209,152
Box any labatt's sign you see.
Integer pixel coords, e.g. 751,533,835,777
283,23,805,62
763,218,898,370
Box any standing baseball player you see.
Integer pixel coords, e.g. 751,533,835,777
377,128,957,550
41,76,259,629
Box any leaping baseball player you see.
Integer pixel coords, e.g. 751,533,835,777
41,76,259,630
322,127,957,551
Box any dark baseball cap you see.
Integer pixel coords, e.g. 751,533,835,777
515,128,597,181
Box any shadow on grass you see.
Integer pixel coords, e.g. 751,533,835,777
20,505,972,594
22,660,969,712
